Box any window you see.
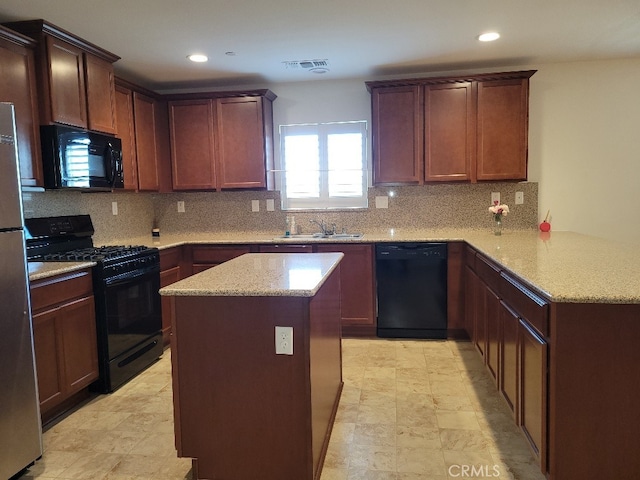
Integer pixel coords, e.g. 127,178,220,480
279,121,368,210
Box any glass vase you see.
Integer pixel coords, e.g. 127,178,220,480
494,217,502,236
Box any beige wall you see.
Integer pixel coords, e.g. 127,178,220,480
528,58,640,245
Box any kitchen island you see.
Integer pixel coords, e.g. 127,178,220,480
159,252,344,480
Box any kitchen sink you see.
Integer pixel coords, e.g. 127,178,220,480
274,233,364,240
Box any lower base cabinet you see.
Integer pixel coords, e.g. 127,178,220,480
316,244,376,336
30,269,98,421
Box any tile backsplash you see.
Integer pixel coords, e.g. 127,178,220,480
23,183,537,243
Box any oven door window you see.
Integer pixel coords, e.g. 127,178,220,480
103,270,161,360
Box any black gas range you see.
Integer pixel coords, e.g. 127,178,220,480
26,215,163,393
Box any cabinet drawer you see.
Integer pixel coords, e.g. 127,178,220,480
191,245,251,264
258,244,314,253
476,254,501,292
160,247,182,270
30,269,93,313
500,272,549,337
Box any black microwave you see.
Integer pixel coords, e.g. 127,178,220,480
40,125,124,190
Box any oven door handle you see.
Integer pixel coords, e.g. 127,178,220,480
104,266,159,287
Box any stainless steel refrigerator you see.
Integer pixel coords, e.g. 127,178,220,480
0,103,42,478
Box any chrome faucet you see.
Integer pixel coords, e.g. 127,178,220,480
310,219,336,236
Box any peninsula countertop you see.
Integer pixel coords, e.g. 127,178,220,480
159,252,344,297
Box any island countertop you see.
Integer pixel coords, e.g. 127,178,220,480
159,252,344,297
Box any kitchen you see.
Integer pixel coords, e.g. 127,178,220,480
0,1,639,480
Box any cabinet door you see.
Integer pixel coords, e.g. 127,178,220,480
519,318,548,469
216,97,267,189
463,265,477,340
484,284,500,384
114,84,138,190
32,308,64,412
316,244,376,335
371,85,423,185
424,82,473,182
46,36,87,128
473,276,487,358
476,78,529,181
0,32,43,187
160,266,180,346
499,300,518,416
84,53,116,134
60,296,99,392
133,92,160,191
169,99,216,190
447,242,465,334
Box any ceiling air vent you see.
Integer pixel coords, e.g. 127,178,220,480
283,59,330,73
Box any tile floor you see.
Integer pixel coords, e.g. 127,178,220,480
23,339,545,480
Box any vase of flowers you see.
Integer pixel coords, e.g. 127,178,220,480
489,201,509,235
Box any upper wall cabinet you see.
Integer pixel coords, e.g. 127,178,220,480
4,20,119,134
0,26,43,187
168,90,276,191
113,77,173,192
367,70,535,185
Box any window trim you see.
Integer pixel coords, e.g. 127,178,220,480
279,120,368,211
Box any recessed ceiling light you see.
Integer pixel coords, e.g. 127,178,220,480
478,32,500,42
187,54,208,63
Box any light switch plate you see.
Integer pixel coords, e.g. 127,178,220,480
177,201,185,213
251,200,260,212
111,201,118,215
266,199,275,211
491,192,501,204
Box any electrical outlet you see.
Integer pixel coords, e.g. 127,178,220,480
515,191,524,205
375,196,389,209
266,199,275,211
111,201,118,215
251,200,260,212
491,192,501,204
275,326,293,355
177,201,185,213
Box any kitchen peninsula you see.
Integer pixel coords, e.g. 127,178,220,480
159,252,344,480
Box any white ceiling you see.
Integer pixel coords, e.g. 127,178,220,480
1,0,639,90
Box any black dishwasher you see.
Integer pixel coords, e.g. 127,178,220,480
376,243,447,339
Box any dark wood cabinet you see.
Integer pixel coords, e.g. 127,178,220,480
30,269,98,422
159,247,185,346
464,244,550,473
168,91,276,191
216,96,269,189
133,92,160,191
4,20,119,132
499,300,518,416
316,243,376,336
114,83,138,190
367,70,535,184
169,99,216,190
519,318,547,469
190,244,252,274
0,26,42,187
424,82,474,182
84,53,116,134
446,242,466,337
476,78,529,181
258,244,314,253
115,78,172,192
370,85,422,185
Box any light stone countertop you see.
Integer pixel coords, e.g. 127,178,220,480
27,229,640,304
159,252,344,297
28,260,96,281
